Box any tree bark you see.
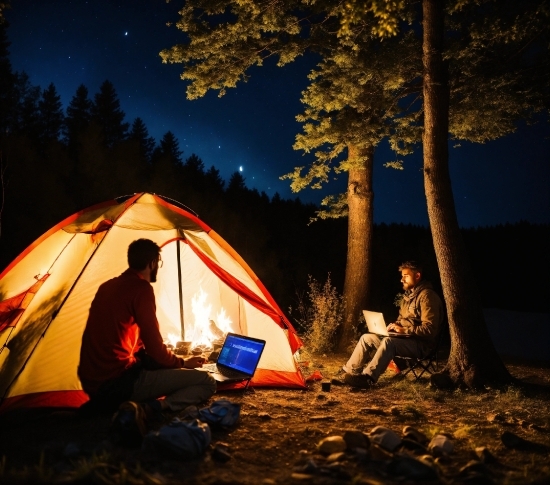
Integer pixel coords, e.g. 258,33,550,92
337,144,374,352
422,0,511,388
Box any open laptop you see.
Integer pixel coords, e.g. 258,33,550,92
199,332,266,383
363,310,411,338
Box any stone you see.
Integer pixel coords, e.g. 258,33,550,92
386,455,439,481
290,473,314,481
343,430,369,450
369,426,402,452
360,406,387,416
400,438,428,454
369,443,394,461
475,446,498,464
390,406,400,416
428,434,454,457
402,426,428,444
212,443,231,463
486,413,504,423
500,431,548,452
317,436,347,455
326,452,345,463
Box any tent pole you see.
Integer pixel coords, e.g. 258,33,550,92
177,239,185,340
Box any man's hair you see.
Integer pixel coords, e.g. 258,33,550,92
128,239,161,271
399,260,423,275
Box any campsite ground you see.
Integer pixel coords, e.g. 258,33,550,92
1,352,550,485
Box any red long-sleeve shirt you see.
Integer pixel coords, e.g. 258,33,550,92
78,268,184,395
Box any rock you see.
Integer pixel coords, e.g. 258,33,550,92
387,455,439,481
293,458,318,474
317,436,347,455
457,460,496,484
475,446,498,464
354,447,369,461
428,434,454,457
326,452,345,463
290,473,315,481
309,415,334,421
369,443,394,461
369,426,402,452
400,438,428,454
360,406,387,416
390,406,401,416
212,443,231,462
501,431,549,451
343,430,369,450
402,426,428,444
487,412,504,423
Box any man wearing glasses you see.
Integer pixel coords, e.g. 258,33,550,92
78,238,216,417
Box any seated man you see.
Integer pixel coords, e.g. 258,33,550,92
338,261,444,388
78,238,216,415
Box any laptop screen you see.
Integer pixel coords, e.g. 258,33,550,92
217,333,266,376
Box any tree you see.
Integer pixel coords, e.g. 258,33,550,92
64,84,92,150
341,0,549,387
0,20,15,134
160,0,420,349
418,0,548,388
129,117,156,164
90,80,129,148
10,71,41,138
284,32,420,350
38,83,64,145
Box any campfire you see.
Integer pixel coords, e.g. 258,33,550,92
164,287,233,357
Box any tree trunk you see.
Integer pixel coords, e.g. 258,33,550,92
422,0,511,388
337,144,374,352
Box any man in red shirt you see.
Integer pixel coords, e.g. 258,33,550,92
78,239,216,414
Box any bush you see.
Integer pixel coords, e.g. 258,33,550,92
290,274,344,354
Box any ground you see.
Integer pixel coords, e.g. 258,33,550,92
1,353,549,485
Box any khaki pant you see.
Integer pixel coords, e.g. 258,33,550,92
130,368,216,411
343,333,431,383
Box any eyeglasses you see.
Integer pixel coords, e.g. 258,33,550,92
158,258,163,268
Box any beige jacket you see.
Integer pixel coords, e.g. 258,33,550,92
397,280,444,347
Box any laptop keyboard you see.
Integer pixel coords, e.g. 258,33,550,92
202,363,248,378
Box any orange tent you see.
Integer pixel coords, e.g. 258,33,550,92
0,193,305,414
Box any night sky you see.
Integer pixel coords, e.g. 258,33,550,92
5,0,549,227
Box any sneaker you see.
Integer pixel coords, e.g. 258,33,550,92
343,373,375,389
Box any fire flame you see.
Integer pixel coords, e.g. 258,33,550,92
189,287,233,349
162,287,233,351
166,332,180,348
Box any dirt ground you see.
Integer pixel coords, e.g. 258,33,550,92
1,353,550,485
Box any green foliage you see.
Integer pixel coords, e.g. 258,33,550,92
290,274,344,354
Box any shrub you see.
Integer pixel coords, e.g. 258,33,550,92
290,274,344,354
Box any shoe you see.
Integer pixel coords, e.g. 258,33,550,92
110,401,148,447
331,367,348,385
343,373,375,389
142,399,168,427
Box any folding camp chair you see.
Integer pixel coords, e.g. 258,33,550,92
398,326,446,381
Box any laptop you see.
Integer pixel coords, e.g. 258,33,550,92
363,310,411,338
199,332,266,383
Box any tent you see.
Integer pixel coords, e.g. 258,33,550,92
0,193,305,414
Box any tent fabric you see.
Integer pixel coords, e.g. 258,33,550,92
0,193,306,414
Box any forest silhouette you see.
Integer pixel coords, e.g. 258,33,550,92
0,22,547,329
